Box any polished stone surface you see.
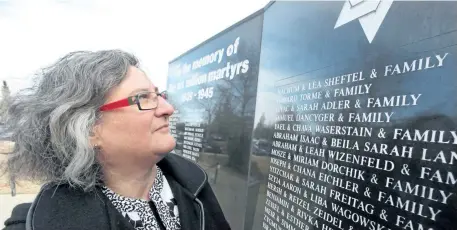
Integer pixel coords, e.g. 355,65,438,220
167,1,457,229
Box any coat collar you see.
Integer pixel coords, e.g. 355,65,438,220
157,153,208,197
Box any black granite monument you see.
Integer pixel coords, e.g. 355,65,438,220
167,1,457,229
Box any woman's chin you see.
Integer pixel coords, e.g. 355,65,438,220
154,136,176,155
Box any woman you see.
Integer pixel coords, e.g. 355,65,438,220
2,50,230,230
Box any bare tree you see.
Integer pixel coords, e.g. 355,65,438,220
0,81,11,123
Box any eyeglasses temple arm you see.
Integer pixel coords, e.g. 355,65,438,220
100,98,131,111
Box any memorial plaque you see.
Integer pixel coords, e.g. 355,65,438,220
166,11,264,229
250,1,457,230
167,1,457,229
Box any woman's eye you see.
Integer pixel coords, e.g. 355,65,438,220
138,93,150,99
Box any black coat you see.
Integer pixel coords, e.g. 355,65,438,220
3,153,231,230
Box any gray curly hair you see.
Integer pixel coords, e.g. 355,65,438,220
1,50,139,191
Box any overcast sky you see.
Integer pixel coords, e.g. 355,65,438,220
0,0,269,94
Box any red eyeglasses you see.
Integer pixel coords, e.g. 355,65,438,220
99,91,168,111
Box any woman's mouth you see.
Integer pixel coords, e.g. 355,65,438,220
155,124,169,132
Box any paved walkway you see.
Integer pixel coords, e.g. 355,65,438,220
0,194,37,227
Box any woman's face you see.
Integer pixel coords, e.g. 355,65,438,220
93,66,176,165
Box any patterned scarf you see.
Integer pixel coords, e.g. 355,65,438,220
102,166,181,230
